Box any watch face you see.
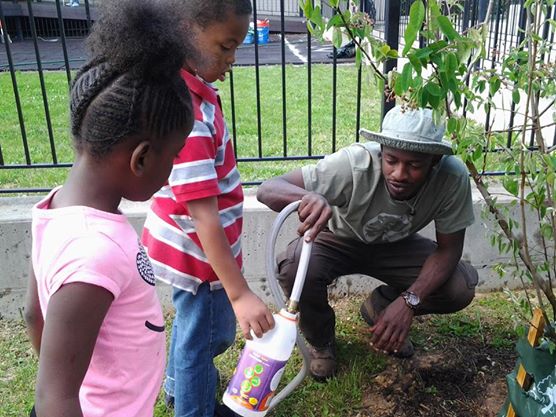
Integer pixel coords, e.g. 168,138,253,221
403,291,420,308
407,293,419,306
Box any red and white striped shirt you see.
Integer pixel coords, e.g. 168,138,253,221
142,70,243,294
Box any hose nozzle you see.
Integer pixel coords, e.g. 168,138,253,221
286,299,299,314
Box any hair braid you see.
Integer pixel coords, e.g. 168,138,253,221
71,0,193,158
70,62,118,140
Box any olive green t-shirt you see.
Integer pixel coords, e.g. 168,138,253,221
301,142,474,243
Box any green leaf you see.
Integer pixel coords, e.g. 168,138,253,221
431,52,444,67
403,0,425,55
540,223,553,239
400,62,412,91
489,76,501,96
414,46,432,59
329,0,340,7
302,0,314,19
425,82,443,97
437,15,461,41
446,52,458,74
379,44,391,57
512,89,520,104
394,74,405,97
456,40,473,62
447,77,458,94
412,74,423,89
447,117,457,134
387,49,399,59
408,54,422,75
472,146,483,163
438,71,451,94
332,27,343,49
326,13,344,29
502,176,518,197
313,6,324,26
355,46,362,68
428,40,449,52
547,171,555,189
453,90,462,108
419,87,429,107
429,0,441,19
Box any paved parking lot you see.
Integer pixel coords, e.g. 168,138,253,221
0,33,350,71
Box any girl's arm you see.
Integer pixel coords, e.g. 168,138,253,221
24,263,43,354
187,196,274,339
35,282,113,417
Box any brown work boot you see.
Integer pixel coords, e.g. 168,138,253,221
307,341,337,381
360,286,415,359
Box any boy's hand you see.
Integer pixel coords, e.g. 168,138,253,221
231,290,275,340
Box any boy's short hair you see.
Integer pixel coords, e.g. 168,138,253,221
183,0,252,28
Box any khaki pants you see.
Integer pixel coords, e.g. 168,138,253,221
277,229,478,347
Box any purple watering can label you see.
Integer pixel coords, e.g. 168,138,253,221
225,346,287,412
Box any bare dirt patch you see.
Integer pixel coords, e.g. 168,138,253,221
327,294,516,417
357,320,514,416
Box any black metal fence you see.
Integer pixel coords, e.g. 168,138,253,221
0,0,555,194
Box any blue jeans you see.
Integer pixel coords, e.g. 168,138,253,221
165,283,236,417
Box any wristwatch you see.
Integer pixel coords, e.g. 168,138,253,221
401,291,420,310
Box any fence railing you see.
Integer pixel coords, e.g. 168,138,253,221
0,0,555,194
252,0,302,16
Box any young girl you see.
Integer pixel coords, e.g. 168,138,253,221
24,1,193,416
141,1,274,416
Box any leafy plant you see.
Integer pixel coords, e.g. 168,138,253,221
300,0,556,341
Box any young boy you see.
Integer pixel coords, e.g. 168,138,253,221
141,1,274,416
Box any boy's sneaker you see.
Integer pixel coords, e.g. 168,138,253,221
164,393,174,409
360,285,415,358
214,402,240,417
307,341,337,381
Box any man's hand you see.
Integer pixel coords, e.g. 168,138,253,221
297,193,332,241
369,297,414,354
231,290,275,340
257,169,331,241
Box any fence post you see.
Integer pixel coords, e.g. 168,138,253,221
381,0,400,124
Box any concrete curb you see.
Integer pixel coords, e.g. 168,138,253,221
0,186,528,319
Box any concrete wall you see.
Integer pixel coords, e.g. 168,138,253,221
0,187,532,319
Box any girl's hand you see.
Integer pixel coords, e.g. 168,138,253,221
231,290,275,340
297,193,332,241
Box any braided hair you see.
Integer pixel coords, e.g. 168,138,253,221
70,0,193,157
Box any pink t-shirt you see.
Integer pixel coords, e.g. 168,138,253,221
32,188,166,417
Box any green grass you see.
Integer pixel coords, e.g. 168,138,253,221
0,319,38,417
0,65,381,191
0,292,517,417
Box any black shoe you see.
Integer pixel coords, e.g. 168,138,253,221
214,403,240,417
